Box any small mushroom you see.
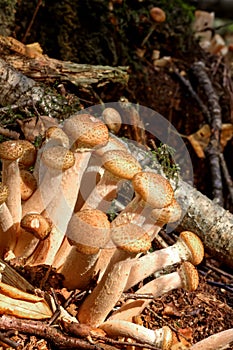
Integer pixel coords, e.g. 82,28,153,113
18,140,37,169
99,321,173,349
78,223,151,327
81,149,141,211
58,209,110,290
13,213,52,259
125,231,204,290
112,171,174,231
109,261,199,322
149,7,166,23
102,107,122,134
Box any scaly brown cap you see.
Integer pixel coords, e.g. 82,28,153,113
41,146,75,170
111,223,151,253
102,107,122,134
18,140,37,167
0,140,24,161
132,171,174,209
20,170,37,201
21,213,51,240
63,114,109,151
0,183,9,205
102,150,142,180
179,231,204,265
67,209,111,254
178,261,199,292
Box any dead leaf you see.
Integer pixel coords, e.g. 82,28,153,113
17,116,58,142
187,123,233,158
162,302,181,317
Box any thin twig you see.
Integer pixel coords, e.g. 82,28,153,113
22,0,43,43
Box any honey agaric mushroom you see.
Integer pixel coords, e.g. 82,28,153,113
14,213,52,259
15,146,75,260
0,141,24,226
20,170,37,201
81,149,141,211
0,183,15,256
99,321,173,349
58,209,110,290
109,261,199,322
78,223,151,327
18,140,37,169
33,126,69,182
75,135,128,212
29,115,109,266
125,231,204,290
102,107,122,134
190,328,233,350
112,171,174,231
22,145,75,216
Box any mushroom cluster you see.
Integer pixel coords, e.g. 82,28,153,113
0,111,204,349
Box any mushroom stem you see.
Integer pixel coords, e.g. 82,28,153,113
109,261,199,322
99,321,173,348
190,328,233,350
124,231,204,290
25,152,90,266
77,224,151,327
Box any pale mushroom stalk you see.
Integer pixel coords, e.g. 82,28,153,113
57,209,110,290
14,146,75,259
109,261,199,322
124,231,204,290
99,321,173,349
190,328,233,350
0,141,24,227
77,223,151,327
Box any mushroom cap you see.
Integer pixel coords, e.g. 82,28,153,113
20,170,37,201
149,7,166,23
102,150,142,180
132,171,174,209
0,140,24,161
45,126,70,148
102,107,122,134
150,198,182,225
21,213,51,240
62,114,109,151
179,231,204,265
0,183,8,205
111,223,151,253
18,140,37,167
41,146,75,170
66,209,111,253
178,261,199,292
